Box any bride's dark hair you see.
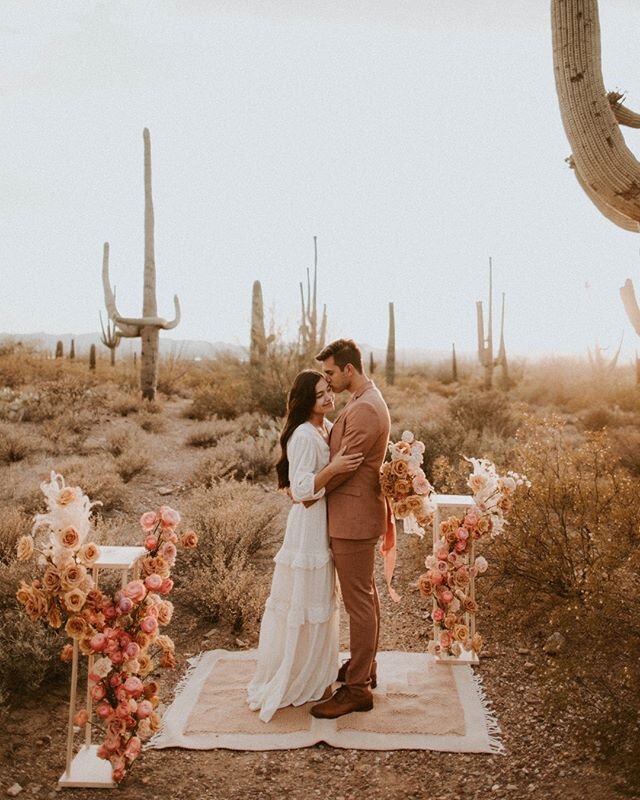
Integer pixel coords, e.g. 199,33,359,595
276,369,325,489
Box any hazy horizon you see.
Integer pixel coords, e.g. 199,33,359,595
3,1,640,360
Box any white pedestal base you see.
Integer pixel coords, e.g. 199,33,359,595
435,649,480,666
58,745,115,789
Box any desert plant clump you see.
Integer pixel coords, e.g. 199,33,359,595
0,423,33,464
190,435,276,487
177,482,285,633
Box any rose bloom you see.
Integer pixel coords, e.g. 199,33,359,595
432,607,444,623
137,654,154,677
454,566,470,587
428,570,444,586
60,643,74,662
47,606,63,629
456,527,469,541
157,601,174,626
136,631,151,649
439,631,453,649
393,499,409,518
60,562,87,591
464,597,479,613
64,588,87,613
141,555,170,578
137,718,153,740
443,613,457,629
471,633,483,653
181,530,198,549
140,511,160,531
160,542,177,564
124,676,144,697
463,512,479,529
93,656,113,679
406,495,424,514
450,642,462,657
24,590,47,621
453,624,469,642
160,651,176,669
140,616,158,635
16,535,34,561
123,579,146,603
424,554,437,569
96,702,113,719
468,474,486,493
474,556,489,574
159,577,174,594
156,634,175,652
393,479,411,497
145,573,163,592
57,526,81,551
163,529,178,544
390,460,409,478
412,475,431,495
90,633,107,652
91,683,107,702
42,566,61,593
159,505,181,528
454,540,467,553
57,487,78,506
441,589,454,605
497,496,512,513
78,542,100,566
144,534,158,551
65,615,87,639
417,574,432,597
136,699,153,719
124,736,142,762
73,709,89,727
125,641,141,659
477,517,491,534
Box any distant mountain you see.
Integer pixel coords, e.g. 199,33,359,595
0,332,246,361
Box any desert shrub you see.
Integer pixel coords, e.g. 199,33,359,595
177,483,285,632
447,389,519,438
187,381,251,420
51,456,126,514
115,450,149,483
40,408,96,455
609,426,640,476
106,391,144,417
580,405,617,431
136,408,166,433
0,423,33,463
0,508,32,565
16,378,101,423
186,418,240,448
190,436,276,487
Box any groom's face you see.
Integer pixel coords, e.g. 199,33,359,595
321,356,350,393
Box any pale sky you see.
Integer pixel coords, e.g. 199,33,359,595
2,1,640,359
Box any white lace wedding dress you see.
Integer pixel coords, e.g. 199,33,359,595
247,420,339,722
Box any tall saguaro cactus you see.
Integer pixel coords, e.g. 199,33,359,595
102,129,180,400
551,0,640,231
386,302,396,386
476,258,509,390
299,236,327,360
250,280,267,367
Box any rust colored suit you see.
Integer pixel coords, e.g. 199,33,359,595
325,380,391,689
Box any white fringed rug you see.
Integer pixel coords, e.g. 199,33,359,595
149,650,503,753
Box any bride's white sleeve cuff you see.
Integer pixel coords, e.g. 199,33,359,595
288,431,325,502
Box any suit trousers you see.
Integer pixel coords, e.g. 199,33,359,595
330,536,380,689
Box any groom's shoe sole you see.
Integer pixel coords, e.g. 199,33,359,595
310,687,374,719
336,660,377,690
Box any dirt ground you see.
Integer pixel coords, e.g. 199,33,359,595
0,399,635,800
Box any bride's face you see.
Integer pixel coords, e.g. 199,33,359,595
312,378,335,417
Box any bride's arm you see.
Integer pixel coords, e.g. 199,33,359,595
288,431,362,504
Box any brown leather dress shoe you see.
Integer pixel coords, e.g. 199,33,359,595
336,659,377,689
310,685,374,719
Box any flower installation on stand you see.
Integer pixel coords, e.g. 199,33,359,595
380,431,436,536
418,458,530,660
15,472,198,784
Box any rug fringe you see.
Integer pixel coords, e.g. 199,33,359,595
145,652,204,750
470,668,505,754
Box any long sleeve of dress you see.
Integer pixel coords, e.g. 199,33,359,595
288,429,325,503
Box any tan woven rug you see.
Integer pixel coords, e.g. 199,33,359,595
149,650,502,753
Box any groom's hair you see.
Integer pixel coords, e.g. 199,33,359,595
315,338,363,373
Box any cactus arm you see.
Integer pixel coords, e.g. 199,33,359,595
608,92,640,129
101,242,140,336
551,0,640,226
620,279,640,335
476,301,487,365
571,158,640,232
610,332,624,369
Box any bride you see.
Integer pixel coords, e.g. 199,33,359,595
247,369,363,722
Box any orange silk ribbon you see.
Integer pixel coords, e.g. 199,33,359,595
381,498,401,603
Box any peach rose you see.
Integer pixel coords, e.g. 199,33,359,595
159,577,174,594
60,563,87,591
157,601,174,626
144,534,158,551
155,634,175,652
391,460,409,478
73,708,89,727
65,615,87,640
144,574,163,592
417,574,432,597
123,580,146,604
56,526,81,550
141,555,170,578
140,616,158,635
149,711,162,732
57,487,77,506
124,676,144,697
393,479,411,496
78,542,100,566
439,631,453,649
16,580,32,606
159,505,180,528
160,651,176,669
181,530,198,549
124,736,142,762
137,718,153,740
16,535,34,561
137,654,154,676
453,624,469,642
47,606,63,629
471,633,483,653
463,597,479,613
64,588,87,613
412,475,431,495
432,607,444,623
136,632,151,649
93,656,113,679
160,542,177,564
443,613,457,629
393,499,409,518
42,567,61,593
60,644,74,662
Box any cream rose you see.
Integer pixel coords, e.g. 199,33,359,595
16,535,34,561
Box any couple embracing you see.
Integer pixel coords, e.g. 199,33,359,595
247,338,393,722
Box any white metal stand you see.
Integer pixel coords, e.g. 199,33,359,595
430,494,479,666
58,545,146,789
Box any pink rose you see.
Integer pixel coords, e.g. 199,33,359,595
90,633,107,652
429,570,444,586
412,475,431,495
163,530,178,544
456,527,469,540
124,736,142,761
96,702,113,719
125,642,140,659
145,604,159,619
437,560,448,573
136,699,153,719
123,580,146,603
454,540,467,552
436,549,449,561
432,608,444,623
140,511,160,531
124,677,144,696
159,577,174,595
441,590,454,605
144,535,158,551
159,505,180,528
109,673,122,688
440,631,453,648
117,597,134,615
145,574,163,592
91,683,106,702
140,616,158,635
116,703,131,719
160,543,177,564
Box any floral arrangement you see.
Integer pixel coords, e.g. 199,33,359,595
380,430,435,535
15,472,198,784
419,457,529,658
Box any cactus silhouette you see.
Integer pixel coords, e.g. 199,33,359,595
452,342,458,383
69,339,75,360
476,258,509,389
250,280,267,368
102,129,181,400
55,341,63,359
89,344,96,371
386,302,395,386
299,236,327,361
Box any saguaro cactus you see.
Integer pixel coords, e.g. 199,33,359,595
299,236,327,360
99,311,121,366
476,258,509,390
89,344,96,371
451,342,458,383
102,129,181,400
587,336,623,373
55,341,63,359
386,302,396,386
69,339,75,360
551,0,640,231
250,280,267,368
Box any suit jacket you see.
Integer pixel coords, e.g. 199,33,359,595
325,380,391,540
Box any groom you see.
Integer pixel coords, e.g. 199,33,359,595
310,338,391,719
